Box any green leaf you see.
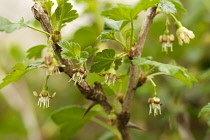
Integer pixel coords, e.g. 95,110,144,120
83,46,98,57
132,0,160,19
0,62,39,89
51,106,98,140
51,0,79,30
78,51,89,63
114,58,122,70
159,1,177,14
26,45,47,60
41,0,54,16
80,51,89,59
58,41,93,64
56,0,68,6
0,16,26,33
101,84,115,96
90,49,120,73
199,103,210,117
168,0,187,13
133,58,197,87
104,18,124,31
58,41,81,60
101,4,133,21
98,30,116,41
101,0,159,21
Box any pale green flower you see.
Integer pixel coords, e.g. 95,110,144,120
40,48,65,75
159,34,175,53
148,97,162,116
33,89,56,109
176,26,195,45
69,69,87,85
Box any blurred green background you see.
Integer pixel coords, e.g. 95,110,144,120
0,0,210,140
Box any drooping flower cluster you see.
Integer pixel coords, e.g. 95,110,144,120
104,72,119,86
148,96,162,116
33,88,56,109
69,68,87,85
159,34,175,53
176,26,195,45
101,67,120,86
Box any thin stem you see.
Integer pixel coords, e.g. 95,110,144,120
119,32,127,51
43,75,50,89
164,17,170,34
149,72,168,77
144,66,157,77
91,117,121,139
122,7,157,112
170,14,182,27
27,25,51,36
83,62,87,70
115,39,127,49
148,78,157,96
129,20,134,49
116,52,128,59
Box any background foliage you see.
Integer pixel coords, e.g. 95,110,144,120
0,0,210,140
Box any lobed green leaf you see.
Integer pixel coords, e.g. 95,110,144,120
159,1,177,14
0,16,26,33
132,0,160,19
83,46,98,57
98,30,116,41
41,0,54,16
104,18,124,31
101,0,159,22
58,41,81,60
58,41,91,64
133,58,197,87
51,0,79,30
101,4,133,21
0,62,40,89
168,0,187,13
90,49,117,73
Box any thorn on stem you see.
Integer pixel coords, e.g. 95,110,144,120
81,101,97,119
126,122,146,131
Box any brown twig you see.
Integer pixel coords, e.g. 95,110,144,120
31,2,112,114
117,7,157,140
31,2,157,139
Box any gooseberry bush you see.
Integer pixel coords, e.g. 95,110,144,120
0,0,198,140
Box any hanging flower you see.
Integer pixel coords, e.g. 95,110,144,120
69,68,87,85
101,67,120,86
33,89,56,109
148,97,162,116
40,48,65,75
104,73,118,86
159,34,175,53
176,26,195,45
